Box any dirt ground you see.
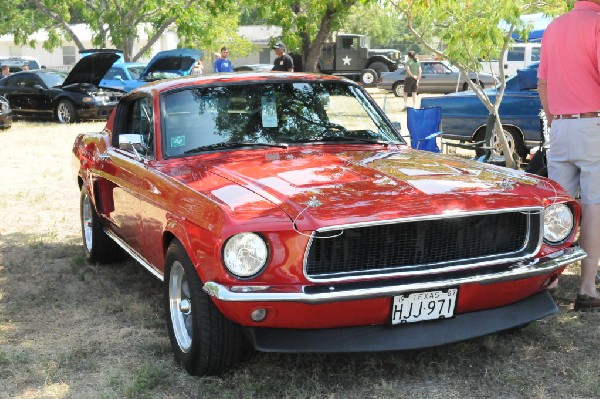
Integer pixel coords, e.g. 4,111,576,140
0,96,598,398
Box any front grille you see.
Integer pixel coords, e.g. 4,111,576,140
305,210,541,280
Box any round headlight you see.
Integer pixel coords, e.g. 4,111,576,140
223,233,268,278
544,204,574,244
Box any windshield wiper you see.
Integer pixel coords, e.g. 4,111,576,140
184,141,288,154
291,136,390,145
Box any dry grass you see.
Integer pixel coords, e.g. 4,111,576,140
1,98,599,399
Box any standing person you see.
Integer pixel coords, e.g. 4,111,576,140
1,65,9,78
538,0,600,311
214,47,233,73
271,42,294,72
403,51,421,110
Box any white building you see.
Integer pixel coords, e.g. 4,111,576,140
0,24,281,70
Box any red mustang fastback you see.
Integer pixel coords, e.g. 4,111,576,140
73,72,586,376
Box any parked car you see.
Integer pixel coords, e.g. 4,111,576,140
0,56,41,73
233,64,273,72
73,71,585,376
420,63,541,159
378,60,498,96
480,43,541,78
0,52,123,123
122,48,203,92
99,62,146,92
0,95,12,129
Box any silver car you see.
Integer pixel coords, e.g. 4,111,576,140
377,60,497,96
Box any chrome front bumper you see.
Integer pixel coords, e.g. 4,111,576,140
203,246,586,304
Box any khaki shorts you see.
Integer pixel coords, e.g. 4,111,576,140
548,117,600,204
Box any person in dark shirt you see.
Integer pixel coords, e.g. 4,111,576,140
272,42,294,72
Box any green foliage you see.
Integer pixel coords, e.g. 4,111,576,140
340,3,407,49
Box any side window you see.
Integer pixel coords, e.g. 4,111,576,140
131,97,155,159
507,47,525,62
115,97,155,159
531,47,541,62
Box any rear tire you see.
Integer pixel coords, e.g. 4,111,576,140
393,81,405,97
368,61,390,77
164,241,245,376
80,187,123,263
474,127,525,161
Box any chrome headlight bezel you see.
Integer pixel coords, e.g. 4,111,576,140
543,203,575,245
222,232,269,279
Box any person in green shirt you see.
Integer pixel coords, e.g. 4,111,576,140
403,50,422,110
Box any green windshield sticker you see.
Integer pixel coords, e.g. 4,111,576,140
170,135,186,147
261,95,278,128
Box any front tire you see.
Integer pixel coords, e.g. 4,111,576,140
56,100,76,123
80,187,123,263
393,81,405,97
368,61,390,77
164,241,244,376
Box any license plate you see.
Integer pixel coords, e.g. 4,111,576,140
391,288,458,325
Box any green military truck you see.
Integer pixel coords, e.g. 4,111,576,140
319,34,402,86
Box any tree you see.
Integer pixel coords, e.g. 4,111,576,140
390,0,567,169
340,2,409,49
0,0,244,62
250,0,374,73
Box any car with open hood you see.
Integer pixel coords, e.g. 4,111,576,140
0,52,123,123
73,71,585,376
117,48,203,93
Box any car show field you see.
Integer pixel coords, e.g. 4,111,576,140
0,87,598,397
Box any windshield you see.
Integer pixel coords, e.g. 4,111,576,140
39,71,67,88
128,66,145,80
161,81,401,158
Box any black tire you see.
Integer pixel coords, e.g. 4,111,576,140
368,61,390,77
56,100,76,123
164,241,245,376
360,69,377,86
80,187,123,263
392,81,405,97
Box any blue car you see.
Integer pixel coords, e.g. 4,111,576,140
420,63,542,159
120,48,203,93
99,63,146,92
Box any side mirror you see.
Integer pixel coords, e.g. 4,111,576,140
32,84,45,91
119,134,146,160
113,75,124,82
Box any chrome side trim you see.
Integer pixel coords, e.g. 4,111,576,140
105,229,164,281
204,246,586,304
303,207,544,283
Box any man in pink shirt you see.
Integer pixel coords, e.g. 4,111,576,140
538,0,600,311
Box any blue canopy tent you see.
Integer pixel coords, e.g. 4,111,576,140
510,13,553,42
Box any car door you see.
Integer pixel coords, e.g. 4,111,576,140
1,74,53,117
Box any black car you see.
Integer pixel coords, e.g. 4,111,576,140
0,52,123,123
0,95,12,129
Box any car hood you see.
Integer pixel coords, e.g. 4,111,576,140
139,48,203,79
62,52,121,87
165,147,560,231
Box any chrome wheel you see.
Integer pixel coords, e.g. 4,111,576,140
492,130,515,157
82,193,93,253
393,82,404,97
57,101,74,123
169,261,193,352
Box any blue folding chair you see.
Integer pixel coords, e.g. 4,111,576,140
406,106,443,153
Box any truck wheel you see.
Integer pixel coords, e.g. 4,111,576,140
368,61,390,77
80,187,123,263
56,100,76,123
393,82,405,97
164,241,245,376
360,69,377,86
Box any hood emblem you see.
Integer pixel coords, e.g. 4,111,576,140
500,178,515,190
